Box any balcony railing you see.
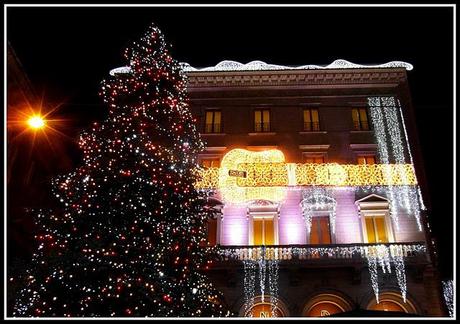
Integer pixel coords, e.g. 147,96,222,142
303,122,321,131
214,242,427,262
254,122,271,132
204,123,222,133
353,120,370,131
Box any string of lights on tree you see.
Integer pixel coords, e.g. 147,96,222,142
13,23,231,317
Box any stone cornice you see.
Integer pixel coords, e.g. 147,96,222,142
185,68,407,90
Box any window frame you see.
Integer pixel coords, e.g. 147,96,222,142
249,212,279,246
302,152,328,163
204,109,222,134
360,209,394,243
253,108,271,133
303,108,321,132
351,107,371,131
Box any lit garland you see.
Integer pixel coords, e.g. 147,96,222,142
12,23,230,317
442,280,454,317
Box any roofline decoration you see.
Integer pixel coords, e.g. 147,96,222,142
109,59,413,76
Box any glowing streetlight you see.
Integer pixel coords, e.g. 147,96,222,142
27,115,46,129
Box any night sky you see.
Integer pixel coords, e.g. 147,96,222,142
6,6,454,279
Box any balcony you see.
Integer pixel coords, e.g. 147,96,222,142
213,242,427,264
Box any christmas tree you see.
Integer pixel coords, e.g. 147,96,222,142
12,23,230,317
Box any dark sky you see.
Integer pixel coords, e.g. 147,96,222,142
7,6,454,278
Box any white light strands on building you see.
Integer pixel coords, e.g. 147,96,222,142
243,260,256,317
367,255,380,304
442,280,454,317
368,96,424,231
393,256,407,303
368,97,400,231
300,187,337,234
268,260,279,317
258,257,267,303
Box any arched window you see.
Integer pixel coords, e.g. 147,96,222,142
302,293,353,317
367,292,418,314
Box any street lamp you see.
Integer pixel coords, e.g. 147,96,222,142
27,115,46,130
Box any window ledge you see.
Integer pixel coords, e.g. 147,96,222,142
299,131,328,135
202,133,227,136
248,132,277,136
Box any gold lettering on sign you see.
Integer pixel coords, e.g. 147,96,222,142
260,311,269,317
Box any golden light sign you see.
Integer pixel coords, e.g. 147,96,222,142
194,148,418,204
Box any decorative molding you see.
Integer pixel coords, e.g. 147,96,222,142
299,144,330,151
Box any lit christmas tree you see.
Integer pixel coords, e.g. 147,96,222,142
13,23,230,317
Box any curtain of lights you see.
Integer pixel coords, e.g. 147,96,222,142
368,97,422,231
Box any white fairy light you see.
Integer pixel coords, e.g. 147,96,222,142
442,280,454,317
368,97,400,231
258,257,267,303
243,260,256,317
180,59,413,72
393,256,407,303
268,260,279,317
301,187,336,234
367,255,380,304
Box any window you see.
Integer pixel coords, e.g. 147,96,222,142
253,216,275,245
309,216,331,244
204,110,222,133
200,158,220,168
303,155,325,163
357,155,376,165
352,108,370,131
254,109,271,132
303,109,320,131
365,215,388,243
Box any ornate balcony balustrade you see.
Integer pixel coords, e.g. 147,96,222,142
214,242,427,262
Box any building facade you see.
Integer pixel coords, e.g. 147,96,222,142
185,60,446,317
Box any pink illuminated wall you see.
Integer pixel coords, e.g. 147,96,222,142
218,189,425,246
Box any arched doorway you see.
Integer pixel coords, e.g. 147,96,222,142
246,302,284,317
367,292,418,314
303,293,353,317
240,295,289,317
